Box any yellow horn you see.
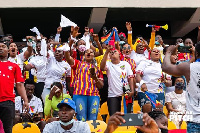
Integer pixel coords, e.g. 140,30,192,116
161,24,168,30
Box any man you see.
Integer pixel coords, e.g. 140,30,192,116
15,79,45,131
43,98,90,133
162,42,200,132
0,42,28,133
5,35,33,71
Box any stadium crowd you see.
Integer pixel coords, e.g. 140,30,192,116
0,20,200,133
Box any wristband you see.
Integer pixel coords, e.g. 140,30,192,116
128,31,132,34
27,42,33,47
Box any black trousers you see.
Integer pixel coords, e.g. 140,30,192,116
34,82,45,98
0,101,15,133
107,96,122,116
99,74,108,106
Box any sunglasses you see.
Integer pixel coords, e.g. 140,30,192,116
123,46,131,50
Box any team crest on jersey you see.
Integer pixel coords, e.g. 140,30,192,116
8,66,13,70
120,65,125,70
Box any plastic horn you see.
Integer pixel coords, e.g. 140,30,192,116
146,24,168,30
161,24,168,30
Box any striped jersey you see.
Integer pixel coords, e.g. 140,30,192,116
71,59,103,96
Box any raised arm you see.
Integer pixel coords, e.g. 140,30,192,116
92,34,103,57
100,47,110,71
24,36,34,60
126,22,133,49
149,28,156,50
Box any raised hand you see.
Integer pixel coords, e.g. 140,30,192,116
105,112,125,133
135,113,159,133
72,26,81,38
126,22,132,31
93,34,99,42
57,26,62,34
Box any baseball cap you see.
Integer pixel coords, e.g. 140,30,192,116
57,98,76,112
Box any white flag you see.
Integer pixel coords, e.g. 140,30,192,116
30,27,41,39
60,14,77,28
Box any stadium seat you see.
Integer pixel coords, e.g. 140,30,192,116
12,122,40,133
180,121,187,129
86,120,107,133
133,100,141,113
100,102,110,123
168,119,177,130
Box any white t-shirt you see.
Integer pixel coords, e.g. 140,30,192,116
130,49,148,66
106,61,133,97
15,95,43,114
8,52,26,71
136,60,163,93
43,121,90,133
44,56,71,89
29,55,47,83
165,91,186,113
186,62,200,123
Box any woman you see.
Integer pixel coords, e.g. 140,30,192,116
165,77,186,128
24,41,47,98
41,46,71,103
118,42,136,113
65,45,104,121
100,45,134,116
126,22,149,66
44,82,71,118
136,48,165,110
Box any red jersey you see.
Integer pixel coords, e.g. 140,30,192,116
0,61,24,102
70,50,84,88
71,59,103,96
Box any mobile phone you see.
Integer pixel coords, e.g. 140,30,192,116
119,113,143,126
178,46,191,53
89,68,95,75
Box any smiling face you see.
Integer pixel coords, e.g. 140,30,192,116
151,48,161,62
58,104,75,123
84,49,95,62
0,43,8,59
136,43,144,54
122,44,131,57
9,43,18,57
54,49,63,61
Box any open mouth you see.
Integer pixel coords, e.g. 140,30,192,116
0,51,3,54
87,53,91,57
11,49,15,52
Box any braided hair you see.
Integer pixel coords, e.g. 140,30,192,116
148,110,166,121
